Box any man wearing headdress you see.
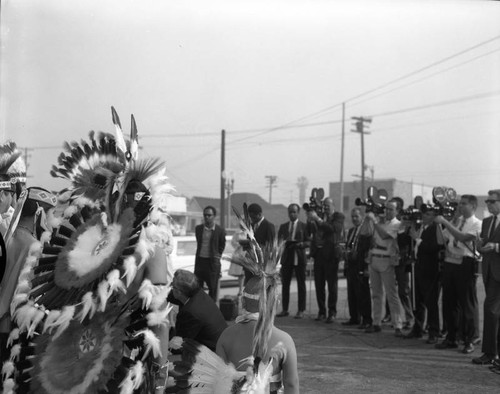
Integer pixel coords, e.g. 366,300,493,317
2,109,173,394
216,276,299,394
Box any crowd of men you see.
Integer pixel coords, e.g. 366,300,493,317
266,191,500,376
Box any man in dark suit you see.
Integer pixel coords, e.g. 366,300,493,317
246,203,275,283
194,205,226,301
168,269,227,351
404,210,443,343
276,204,309,319
473,189,500,366
307,197,345,323
343,208,372,328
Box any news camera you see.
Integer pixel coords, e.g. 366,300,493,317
400,195,424,223
303,187,325,217
420,186,458,219
355,186,388,215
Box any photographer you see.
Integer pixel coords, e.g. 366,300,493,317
364,200,404,337
404,209,444,343
434,194,481,354
307,197,345,323
391,197,415,330
342,208,373,328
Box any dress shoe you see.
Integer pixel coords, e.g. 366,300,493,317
381,315,391,324
472,353,497,365
294,311,304,319
435,339,458,349
462,343,474,354
315,313,326,321
403,331,423,339
472,337,482,346
341,320,359,326
276,311,289,317
358,323,372,330
402,321,413,330
325,315,335,324
426,336,438,345
395,328,403,337
365,325,381,333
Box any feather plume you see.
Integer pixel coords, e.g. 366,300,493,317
98,280,112,312
2,378,15,394
135,230,156,268
7,328,19,348
76,292,97,322
131,360,144,389
111,106,127,157
119,372,134,394
43,309,62,333
107,269,126,294
27,308,46,338
1,361,15,380
9,344,21,362
14,303,39,333
52,305,76,339
10,293,28,312
134,329,161,359
146,303,173,327
122,255,138,287
129,114,139,161
138,279,154,310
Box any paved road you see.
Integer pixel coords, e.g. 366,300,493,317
221,277,500,393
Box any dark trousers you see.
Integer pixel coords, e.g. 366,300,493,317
314,247,339,317
442,258,478,344
395,263,414,324
281,262,306,312
194,257,220,301
413,263,440,337
346,261,372,324
481,268,500,357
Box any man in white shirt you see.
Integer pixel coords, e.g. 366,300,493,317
364,201,404,336
435,194,482,354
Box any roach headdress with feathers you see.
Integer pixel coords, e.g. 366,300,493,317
2,108,174,394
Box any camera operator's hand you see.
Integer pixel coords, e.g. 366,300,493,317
434,215,447,225
308,210,322,223
366,212,377,222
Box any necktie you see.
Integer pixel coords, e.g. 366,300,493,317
289,221,295,241
489,215,497,239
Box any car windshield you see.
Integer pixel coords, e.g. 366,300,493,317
176,240,197,256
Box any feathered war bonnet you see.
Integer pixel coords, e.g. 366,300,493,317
231,204,283,369
5,107,174,394
0,141,26,196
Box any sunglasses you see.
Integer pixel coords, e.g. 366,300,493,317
485,199,500,204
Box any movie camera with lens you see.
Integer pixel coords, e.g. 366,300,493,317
302,187,325,217
355,186,388,215
420,186,458,219
400,195,424,223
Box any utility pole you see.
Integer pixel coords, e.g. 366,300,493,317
220,130,225,228
351,117,372,195
225,172,234,228
339,102,345,212
265,175,277,204
296,176,309,205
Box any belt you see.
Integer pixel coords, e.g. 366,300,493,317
371,253,391,259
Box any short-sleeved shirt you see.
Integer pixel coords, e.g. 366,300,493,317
371,217,401,257
443,215,482,264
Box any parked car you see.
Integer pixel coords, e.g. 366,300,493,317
171,235,237,287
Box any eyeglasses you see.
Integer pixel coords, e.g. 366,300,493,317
485,199,500,204
203,214,214,217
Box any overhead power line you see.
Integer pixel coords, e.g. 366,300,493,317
226,34,500,140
